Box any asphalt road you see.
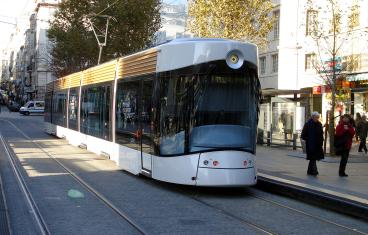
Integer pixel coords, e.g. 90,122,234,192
0,108,367,235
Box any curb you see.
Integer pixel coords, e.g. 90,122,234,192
255,173,368,220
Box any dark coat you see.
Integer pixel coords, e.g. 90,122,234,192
356,120,368,139
335,121,355,149
301,119,324,160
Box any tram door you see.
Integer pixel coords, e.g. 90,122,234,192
140,79,154,174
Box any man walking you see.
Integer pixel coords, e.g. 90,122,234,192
357,115,368,153
301,112,324,176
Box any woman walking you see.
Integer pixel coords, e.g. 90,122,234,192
357,115,368,153
335,114,355,177
301,112,324,176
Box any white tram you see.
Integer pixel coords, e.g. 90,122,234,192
45,38,260,186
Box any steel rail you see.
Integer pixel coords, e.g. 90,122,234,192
184,188,367,235
0,133,50,235
247,192,368,235
138,178,276,235
1,119,147,235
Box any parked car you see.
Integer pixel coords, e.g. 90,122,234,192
7,101,21,112
19,101,45,115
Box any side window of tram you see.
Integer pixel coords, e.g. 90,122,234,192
141,79,155,154
44,92,52,123
115,81,140,150
52,91,67,127
80,85,111,140
68,88,79,131
159,75,188,155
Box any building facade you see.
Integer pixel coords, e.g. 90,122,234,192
155,2,191,44
258,0,368,144
1,0,60,103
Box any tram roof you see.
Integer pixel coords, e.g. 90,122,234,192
49,38,258,91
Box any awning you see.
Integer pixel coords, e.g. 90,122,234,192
347,72,368,82
262,88,312,96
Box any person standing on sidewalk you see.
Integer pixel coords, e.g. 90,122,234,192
357,115,368,154
301,112,324,176
355,112,362,142
335,114,355,177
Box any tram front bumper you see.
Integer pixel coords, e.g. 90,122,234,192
196,167,257,187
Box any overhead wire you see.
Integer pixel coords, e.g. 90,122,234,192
94,0,121,17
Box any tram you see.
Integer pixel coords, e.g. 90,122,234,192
45,38,260,186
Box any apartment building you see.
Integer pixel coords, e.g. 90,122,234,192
258,0,368,141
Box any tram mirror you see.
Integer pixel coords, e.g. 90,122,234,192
226,50,244,70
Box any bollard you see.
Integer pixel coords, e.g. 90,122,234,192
267,131,271,146
293,133,297,150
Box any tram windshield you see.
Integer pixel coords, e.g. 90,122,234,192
158,61,259,156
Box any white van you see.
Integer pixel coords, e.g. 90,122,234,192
19,101,45,115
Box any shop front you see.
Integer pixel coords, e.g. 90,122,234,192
349,73,368,116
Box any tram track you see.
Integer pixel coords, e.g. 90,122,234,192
0,119,147,235
0,133,50,235
179,185,368,235
2,117,367,235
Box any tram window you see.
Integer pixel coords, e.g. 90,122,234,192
189,73,254,152
115,80,140,150
80,84,111,140
141,79,155,154
44,91,52,123
68,88,79,131
158,75,187,155
52,91,67,127
157,61,259,156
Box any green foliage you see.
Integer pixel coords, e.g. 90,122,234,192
188,0,275,47
48,0,161,77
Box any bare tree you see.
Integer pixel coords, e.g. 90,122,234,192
306,0,367,153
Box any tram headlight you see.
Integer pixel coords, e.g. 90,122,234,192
226,50,244,69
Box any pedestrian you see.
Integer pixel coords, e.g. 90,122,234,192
335,114,355,177
301,111,324,176
355,112,361,141
357,115,368,153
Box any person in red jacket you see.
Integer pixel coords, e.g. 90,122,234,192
335,114,355,177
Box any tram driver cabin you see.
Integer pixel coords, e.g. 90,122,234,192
45,38,261,187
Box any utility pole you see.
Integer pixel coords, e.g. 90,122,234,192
86,15,115,65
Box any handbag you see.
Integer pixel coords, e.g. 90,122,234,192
334,133,349,155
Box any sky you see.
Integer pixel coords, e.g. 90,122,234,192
0,0,187,57
0,0,33,52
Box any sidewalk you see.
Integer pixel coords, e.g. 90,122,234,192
256,145,368,219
